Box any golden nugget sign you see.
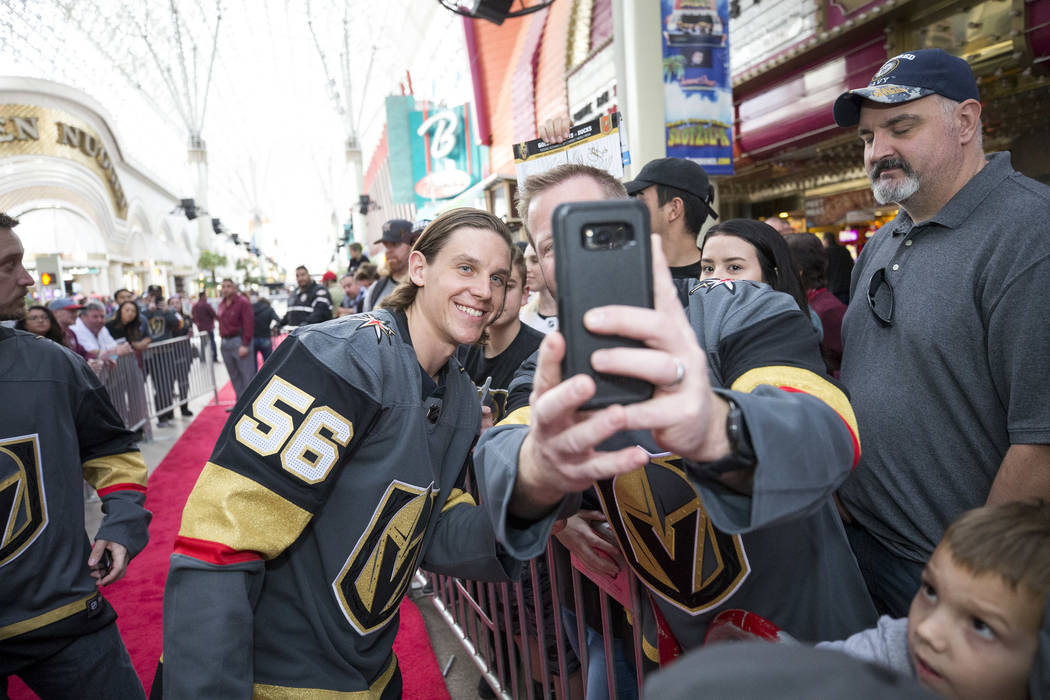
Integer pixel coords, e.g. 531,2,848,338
0,104,128,218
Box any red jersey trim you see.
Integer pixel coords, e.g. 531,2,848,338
96,482,148,497
174,536,263,565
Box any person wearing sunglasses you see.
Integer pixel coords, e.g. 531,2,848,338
831,49,1050,619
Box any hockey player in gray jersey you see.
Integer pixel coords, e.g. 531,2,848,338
160,208,558,698
472,164,877,668
1,214,151,698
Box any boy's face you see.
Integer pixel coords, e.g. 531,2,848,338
907,545,1043,700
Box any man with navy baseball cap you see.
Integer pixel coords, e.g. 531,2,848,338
833,48,980,128
833,48,1050,618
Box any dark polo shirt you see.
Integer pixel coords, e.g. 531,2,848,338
839,151,1050,563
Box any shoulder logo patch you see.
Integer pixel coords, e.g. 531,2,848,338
690,278,738,295
0,434,48,569
356,314,395,344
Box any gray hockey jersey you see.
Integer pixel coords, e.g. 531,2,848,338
475,279,877,657
0,327,150,674
162,310,529,698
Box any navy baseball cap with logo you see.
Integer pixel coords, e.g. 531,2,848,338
374,219,415,246
833,48,980,127
624,157,719,221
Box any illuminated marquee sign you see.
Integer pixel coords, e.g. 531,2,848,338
0,104,129,218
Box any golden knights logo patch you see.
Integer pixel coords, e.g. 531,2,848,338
597,454,750,614
356,315,395,344
0,434,47,569
333,480,436,634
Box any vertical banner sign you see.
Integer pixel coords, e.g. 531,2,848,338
661,0,734,174
408,104,483,210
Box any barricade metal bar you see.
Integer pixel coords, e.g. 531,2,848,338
513,572,535,700
570,566,590,700
527,558,552,700
428,591,513,700
598,591,617,698
500,580,521,698
629,572,646,698
545,544,571,700
454,578,496,628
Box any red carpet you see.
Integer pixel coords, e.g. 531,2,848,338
10,379,449,699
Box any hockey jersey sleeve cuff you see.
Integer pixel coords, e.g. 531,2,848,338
475,423,578,560
693,386,855,535
94,489,152,559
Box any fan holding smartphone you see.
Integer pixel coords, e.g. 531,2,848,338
473,161,876,658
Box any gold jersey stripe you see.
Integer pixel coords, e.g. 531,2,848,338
498,405,531,427
730,366,860,445
441,487,476,513
82,451,148,491
253,654,397,698
179,462,312,560
641,631,660,663
0,593,97,640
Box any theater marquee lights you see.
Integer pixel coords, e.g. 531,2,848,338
0,104,129,218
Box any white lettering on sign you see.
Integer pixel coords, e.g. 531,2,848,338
416,111,459,160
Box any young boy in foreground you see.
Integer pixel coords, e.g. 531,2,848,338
820,500,1050,699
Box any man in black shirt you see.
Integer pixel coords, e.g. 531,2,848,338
623,158,720,306
281,266,333,328
251,293,281,363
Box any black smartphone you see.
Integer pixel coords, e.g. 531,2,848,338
553,198,654,410
92,549,112,578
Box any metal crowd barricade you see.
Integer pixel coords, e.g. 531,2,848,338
423,538,648,700
92,332,218,439
94,351,153,441
141,332,219,420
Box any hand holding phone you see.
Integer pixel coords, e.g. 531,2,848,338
509,233,732,519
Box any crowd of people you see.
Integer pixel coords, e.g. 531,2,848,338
1,48,1048,700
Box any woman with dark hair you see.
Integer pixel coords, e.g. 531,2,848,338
700,219,811,317
700,219,826,342
105,300,149,350
16,305,67,345
103,299,150,425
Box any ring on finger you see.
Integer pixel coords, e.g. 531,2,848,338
660,357,686,389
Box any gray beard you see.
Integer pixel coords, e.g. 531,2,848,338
871,171,920,205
